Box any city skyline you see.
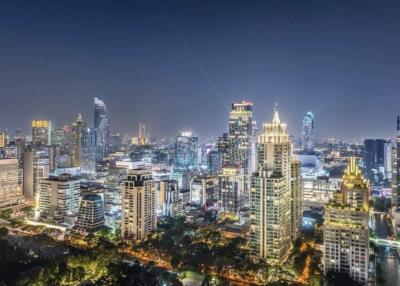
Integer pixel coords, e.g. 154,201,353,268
1,1,400,139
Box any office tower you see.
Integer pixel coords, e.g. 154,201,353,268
138,122,148,145
393,144,398,208
37,174,80,222
121,168,156,241
363,139,386,174
219,166,244,218
207,150,222,176
23,148,50,201
109,132,122,153
0,159,24,209
175,132,198,171
70,114,87,167
158,180,182,217
217,132,231,167
395,115,400,209
228,101,255,175
290,159,302,241
323,158,369,285
81,128,96,176
250,104,292,263
190,175,219,206
94,97,110,161
0,131,7,148
32,120,52,145
301,111,315,152
75,194,105,233
384,140,392,179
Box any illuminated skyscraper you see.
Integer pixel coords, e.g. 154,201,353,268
290,159,302,241
70,114,86,167
121,168,156,241
138,122,148,145
81,127,96,177
158,180,182,217
228,101,256,175
32,120,52,145
94,97,110,161
301,111,315,152
174,132,198,171
0,131,7,148
250,104,293,263
323,158,369,285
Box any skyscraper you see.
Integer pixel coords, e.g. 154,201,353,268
363,139,386,173
70,114,86,167
81,128,96,177
94,97,110,161
228,101,256,175
32,120,52,145
23,148,50,201
301,111,315,152
323,158,369,285
121,168,156,241
290,159,302,241
174,132,198,171
158,180,182,217
250,104,292,263
395,115,400,210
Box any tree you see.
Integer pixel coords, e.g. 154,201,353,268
0,227,8,238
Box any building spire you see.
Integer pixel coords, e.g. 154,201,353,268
272,103,280,125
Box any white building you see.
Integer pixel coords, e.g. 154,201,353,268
37,174,80,222
121,168,156,241
0,159,24,209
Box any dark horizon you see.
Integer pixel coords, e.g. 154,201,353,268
1,0,400,140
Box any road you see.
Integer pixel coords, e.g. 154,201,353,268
374,213,400,285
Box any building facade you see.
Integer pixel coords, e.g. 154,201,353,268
32,120,52,145
121,168,156,241
323,158,369,285
250,105,292,263
301,111,315,152
219,166,244,218
75,194,105,233
94,97,110,161
0,159,24,209
37,174,80,222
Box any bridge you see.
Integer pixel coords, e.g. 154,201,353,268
370,238,400,249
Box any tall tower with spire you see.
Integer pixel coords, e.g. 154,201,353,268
250,104,301,263
323,157,369,285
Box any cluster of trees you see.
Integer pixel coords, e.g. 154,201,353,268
135,217,287,283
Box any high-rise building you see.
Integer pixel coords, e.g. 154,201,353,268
395,115,400,210
207,150,222,176
23,148,50,201
0,159,24,209
290,159,302,241
217,133,231,167
189,175,219,206
138,122,148,145
70,114,87,167
301,111,315,152
37,174,80,222
363,139,386,175
228,101,255,175
174,132,198,171
81,128,96,177
158,180,182,217
32,120,52,145
121,168,156,241
94,97,110,161
219,166,244,218
75,194,105,233
323,158,369,285
250,104,292,263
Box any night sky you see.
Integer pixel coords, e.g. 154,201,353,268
1,0,400,140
